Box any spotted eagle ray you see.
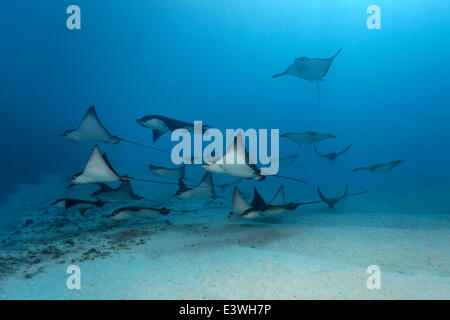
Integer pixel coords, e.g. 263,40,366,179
175,172,216,200
71,145,185,187
71,145,128,184
313,144,352,163
109,206,170,221
352,160,405,173
272,49,342,100
201,133,308,184
109,205,200,221
278,154,300,166
90,181,143,202
136,115,211,143
281,131,336,145
60,106,168,153
317,184,368,209
149,164,186,181
52,198,106,215
229,186,320,220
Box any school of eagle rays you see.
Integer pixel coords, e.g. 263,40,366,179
54,49,405,221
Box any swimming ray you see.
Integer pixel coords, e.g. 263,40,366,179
281,131,336,145
71,145,125,184
108,205,200,221
202,132,308,184
352,160,405,173
149,164,186,181
52,198,106,215
229,186,312,220
71,145,183,187
175,172,216,199
317,184,368,209
109,206,170,221
91,181,143,202
313,144,352,163
278,154,300,166
272,49,342,100
60,106,169,153
201,132,264,181
136,115,211,143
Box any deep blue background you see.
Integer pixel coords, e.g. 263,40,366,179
1,0,449,204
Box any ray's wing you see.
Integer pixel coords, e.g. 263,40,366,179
230,187,252,219
309,49,342,78
177,179,190,193
278,154,299,166
77,106,115,140
270,186,287,206
342,184,349,198
317,187,331,207
281,133,309,145
191,172,216,198
96,183,114,192
313,145,327,159
152,129,166,143
224,133,247,164
219,132,259,174
301,59,334,79
81,146,122,182
117,181,135,195
251,188,267,207
163,117,195,132
272,62,295,78
337,144,353,157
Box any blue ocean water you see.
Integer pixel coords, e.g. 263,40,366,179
0,1,449,299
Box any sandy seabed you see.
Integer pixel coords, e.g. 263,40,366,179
0,175,448,299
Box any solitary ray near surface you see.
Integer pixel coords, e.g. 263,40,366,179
149,164,186,181
60,106,169,153
52,198,106,215
272,49,342,100
229,186,320,220
202,133,308,184
109,206,170,221
91,181,143,202
313,144,352,163
352,160,405,173
281,131,336,145
175,172,216,200
317,184,368,209
136,115,211,143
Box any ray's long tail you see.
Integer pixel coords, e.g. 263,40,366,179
352,167,369,172
118,137,170,154
125,176,180,186
272,72,286,78
346,191,368,198
127,176,232,190
272,175,308,184
316,81,321,102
